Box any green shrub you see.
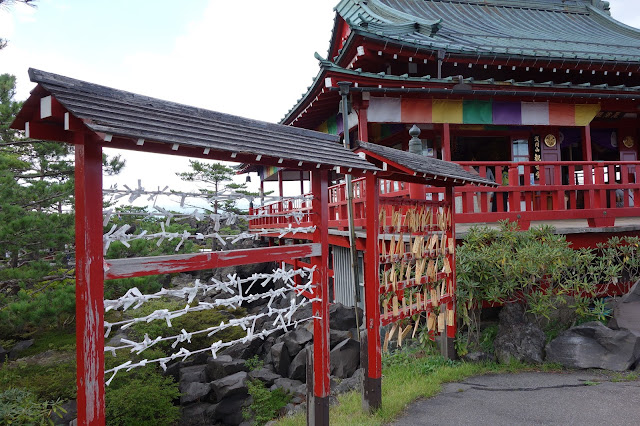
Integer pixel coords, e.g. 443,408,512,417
0,388,66,425
0,359,76,401
105,348,180,425
0,283,76,338
245,355,264,371
104,275,167,300
126,298,247,354
456,221,638,354
243,379,291,426
105,374,180,426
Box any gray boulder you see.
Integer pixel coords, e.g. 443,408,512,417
0,345,7,364
283,328,313,357
288,347,309,381
222,338,262,360
546,321,640,371
213,394,250,426
211,371,249,401
620,279,640,303
248,368,281,387
9,339,34,360
330,338,360,378
180,382,212,405
270,342,290,377
494,303,545,364
180,364,208,383
179,402,216,426
332,368,364,395
206,355,247,381
330,330,353,348
51,399,76,425
461,351,497,363
271,377,306,398
609,279,640,336
329,303,363,331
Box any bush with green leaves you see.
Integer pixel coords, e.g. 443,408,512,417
455,221,638,354
104,348,180,425
0,358,76,401
243,379,291,426
0,388,66,426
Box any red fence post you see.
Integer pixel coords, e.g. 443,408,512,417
444,185,457,359
310,169,330,425
74,133,105,425
363,173,381,411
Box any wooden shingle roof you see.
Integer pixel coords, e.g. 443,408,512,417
12,68,379,173
357,141,497,186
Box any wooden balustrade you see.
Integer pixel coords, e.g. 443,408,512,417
250,161,640,231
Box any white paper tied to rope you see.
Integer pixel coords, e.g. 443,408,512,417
102,225,316,253
104,312,316,386
103,266,316,316
103,266,319,385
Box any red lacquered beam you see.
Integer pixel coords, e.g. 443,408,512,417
105,243,320,280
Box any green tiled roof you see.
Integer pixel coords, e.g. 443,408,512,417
281,57,640,124
335,0,640,62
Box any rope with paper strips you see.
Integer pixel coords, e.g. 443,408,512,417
104,265,319,385
102,181,315,253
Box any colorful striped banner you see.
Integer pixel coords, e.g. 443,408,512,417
316,112,359,135
260,165,279,180
368,97,600,127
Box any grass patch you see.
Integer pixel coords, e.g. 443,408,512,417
276,348,562,426
17,328,76,357
0,358,76,401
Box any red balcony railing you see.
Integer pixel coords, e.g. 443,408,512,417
250,160,640,231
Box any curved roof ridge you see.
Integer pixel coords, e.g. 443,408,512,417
366,0,442,27
586,3,640,38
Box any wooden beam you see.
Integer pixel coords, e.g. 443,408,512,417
25,121,73,143
105,243,321,280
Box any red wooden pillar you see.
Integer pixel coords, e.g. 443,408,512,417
581,125,593,162
74,133,105,425
443,185,457,359
363,173,381,412
441,123,452,161
582,125,595,210
357,96,369,142
310,169,330,425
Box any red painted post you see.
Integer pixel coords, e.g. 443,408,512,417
442,186,457,359
363,173,381,411
357,96,369,142
310,169,330,425
74,133,105,425
444,185,457,359
442,123,451,161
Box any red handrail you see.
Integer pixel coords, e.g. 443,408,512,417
251,160,640,231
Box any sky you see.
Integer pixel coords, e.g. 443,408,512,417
2,0,640,204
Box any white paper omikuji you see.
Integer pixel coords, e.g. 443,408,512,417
103,266,319,386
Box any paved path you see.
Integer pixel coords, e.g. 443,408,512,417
392,371,640,426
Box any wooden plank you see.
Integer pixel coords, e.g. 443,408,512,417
25,121,72,143
105,243,321,280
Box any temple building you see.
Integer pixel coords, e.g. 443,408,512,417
249,0,640,304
